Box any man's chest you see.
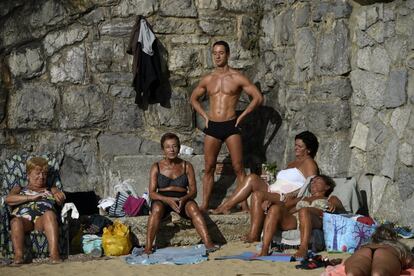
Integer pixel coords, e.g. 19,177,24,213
206,75,242,95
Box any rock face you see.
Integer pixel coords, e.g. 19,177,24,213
114,212,250,247
0,0,413,227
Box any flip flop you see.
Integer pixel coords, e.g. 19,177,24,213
295,254,327,270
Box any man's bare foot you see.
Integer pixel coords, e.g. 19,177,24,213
293,247,308,259
209,207,231,215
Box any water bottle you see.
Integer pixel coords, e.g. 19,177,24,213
90,247,102,257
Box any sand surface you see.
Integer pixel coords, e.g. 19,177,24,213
0,241,351,276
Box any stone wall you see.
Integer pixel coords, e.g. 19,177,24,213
0,0,413,226
348,1,414,226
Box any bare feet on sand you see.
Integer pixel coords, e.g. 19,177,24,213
50,253,62,264
257,250,270,257
12,256,24,265
49,258,62,264
241,233,259,243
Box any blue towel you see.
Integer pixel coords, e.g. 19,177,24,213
215,251,295,262
125,245,208,265
214,251,256,260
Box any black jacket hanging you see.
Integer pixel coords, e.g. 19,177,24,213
127,15,164,109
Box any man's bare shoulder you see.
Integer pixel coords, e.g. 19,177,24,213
228,68,250,80
200,72,215,82
228,67,242,74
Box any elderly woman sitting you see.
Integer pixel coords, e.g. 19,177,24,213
258,175,344,258
5,157,65,264
144,133,217,254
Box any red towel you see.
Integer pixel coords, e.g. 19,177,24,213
356,216,376,225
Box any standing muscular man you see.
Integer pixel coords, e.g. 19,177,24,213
190,41,263,212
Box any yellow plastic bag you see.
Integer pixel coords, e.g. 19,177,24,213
102,220,132,256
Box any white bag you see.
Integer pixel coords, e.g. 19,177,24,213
113,179,138,197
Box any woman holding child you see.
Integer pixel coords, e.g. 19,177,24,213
212,131,319,239
258,175,344,257
144,132,217,254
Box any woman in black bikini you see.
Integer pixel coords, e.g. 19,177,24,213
144,133,217,254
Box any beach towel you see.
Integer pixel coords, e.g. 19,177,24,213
215,251,295,262
124,245,208,265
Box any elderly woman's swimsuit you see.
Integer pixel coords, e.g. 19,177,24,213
154,161,193,218
296,198,329,211
11,187,56,223
156,162,189,189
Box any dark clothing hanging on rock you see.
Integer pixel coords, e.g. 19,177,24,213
127,15,164,109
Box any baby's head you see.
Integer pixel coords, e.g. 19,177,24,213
371,224,398,243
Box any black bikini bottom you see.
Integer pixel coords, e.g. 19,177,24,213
152,191,192,218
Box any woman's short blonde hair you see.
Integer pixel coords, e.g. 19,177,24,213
26,157,49,174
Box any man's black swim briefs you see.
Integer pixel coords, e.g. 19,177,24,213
203,118,241,142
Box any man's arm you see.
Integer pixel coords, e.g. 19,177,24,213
190,77,209,125
235,74,263,126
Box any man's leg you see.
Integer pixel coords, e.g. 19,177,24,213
225,134,248,211
200,135,222,211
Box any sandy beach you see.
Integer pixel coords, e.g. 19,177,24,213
1,241,350,276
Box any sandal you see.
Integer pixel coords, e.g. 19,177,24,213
295,254,327,270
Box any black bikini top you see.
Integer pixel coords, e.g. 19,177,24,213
157,161,189,189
